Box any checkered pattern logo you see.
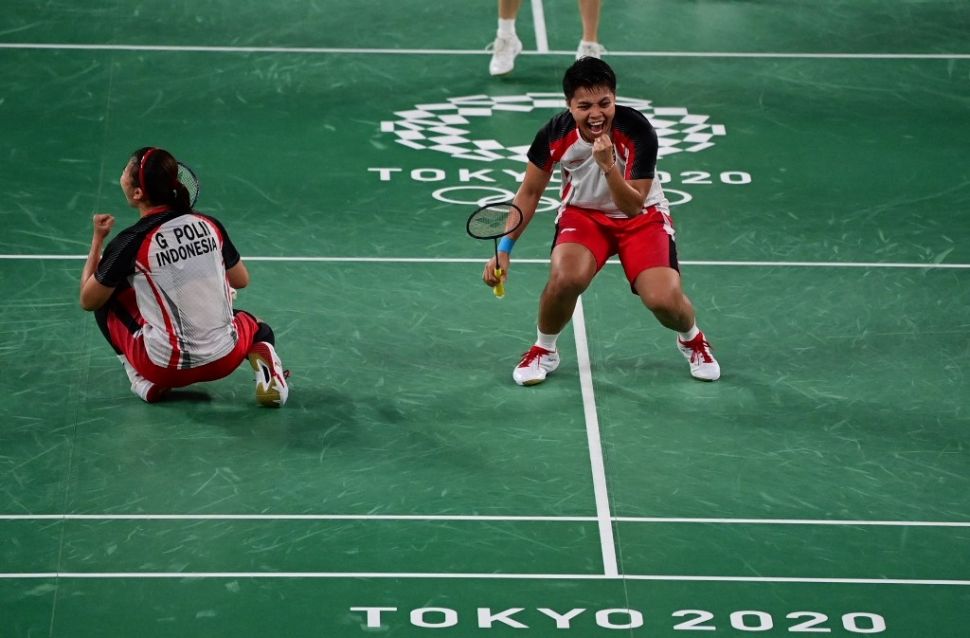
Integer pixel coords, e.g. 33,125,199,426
380,93,726,162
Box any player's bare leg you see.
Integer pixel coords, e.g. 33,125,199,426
633,267,694,331
576,0,605,59
499,0,522,20
513,243,597,386
634,267,720,381
578,0,601,43
490,0,524,75
538,243,598,334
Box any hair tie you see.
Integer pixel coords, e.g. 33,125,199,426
139,147,158,189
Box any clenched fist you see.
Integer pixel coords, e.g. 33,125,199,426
92,214,115,239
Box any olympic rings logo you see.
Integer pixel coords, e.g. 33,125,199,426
432,186,693,210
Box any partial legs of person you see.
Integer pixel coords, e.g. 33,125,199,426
237,310,289,407
94,286,168,403
633,268,720,381
513,243,598,385
576,0,606,59
489,0,524,75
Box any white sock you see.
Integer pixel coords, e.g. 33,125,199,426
536,328,559,351
117,354,134,378
497,19,516,38
579,39,598,47
679,324,700,342
117,354,146,383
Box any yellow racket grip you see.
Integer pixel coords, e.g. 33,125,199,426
493,267,506,299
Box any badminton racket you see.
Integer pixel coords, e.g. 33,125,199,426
466,201,524,299
176,161,200,208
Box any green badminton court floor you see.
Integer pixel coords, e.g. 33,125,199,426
1,1,969,636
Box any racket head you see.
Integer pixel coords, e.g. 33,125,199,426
177,161,200,208
466,201,524,240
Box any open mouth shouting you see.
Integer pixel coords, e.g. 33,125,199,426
587,116,608,137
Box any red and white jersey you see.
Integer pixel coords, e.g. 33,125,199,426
527,104,669,219
95,207,241,369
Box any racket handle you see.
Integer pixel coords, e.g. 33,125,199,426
493,267,505,299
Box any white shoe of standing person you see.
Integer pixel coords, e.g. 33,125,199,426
488,35,523,75
576,41,606,60
512,345,560,386
677,332,720,381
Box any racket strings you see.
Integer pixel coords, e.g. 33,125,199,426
466,204,522,239
176,162,200,208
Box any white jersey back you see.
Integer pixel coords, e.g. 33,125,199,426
96,209,240,369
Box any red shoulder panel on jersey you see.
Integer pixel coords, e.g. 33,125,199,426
612,129,637,180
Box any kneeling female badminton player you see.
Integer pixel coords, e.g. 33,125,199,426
79,147,288,406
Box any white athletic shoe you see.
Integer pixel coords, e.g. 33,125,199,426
488,34,523,75
677,331,720,381
118,356,166,403
576,41,606,60
512,345,561,386
248,342,289,407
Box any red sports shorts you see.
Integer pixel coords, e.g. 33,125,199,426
553,205,679,286
105,287,259,388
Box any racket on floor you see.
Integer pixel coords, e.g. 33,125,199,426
466,201,524,299
177,161,201,207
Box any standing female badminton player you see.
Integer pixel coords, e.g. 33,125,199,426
482,58,720,386
79,147,288,406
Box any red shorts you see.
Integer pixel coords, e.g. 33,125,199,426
553,205,679,285
105,287,259,389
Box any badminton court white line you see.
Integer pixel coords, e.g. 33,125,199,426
1,43,968,59
572,296,618,576
2,255,969,269
2,514,968,527
530,0,549,53
0,514,593,522
0,571,967,586
616,517,970,527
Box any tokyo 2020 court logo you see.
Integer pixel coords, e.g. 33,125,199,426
371,93,748,210
379,93,726,162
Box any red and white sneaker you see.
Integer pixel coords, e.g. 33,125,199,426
512,345,560,386
677,331,720,381
248,342,289,407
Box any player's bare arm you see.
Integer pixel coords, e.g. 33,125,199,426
227,261,250,289
592,134,651,217
482,162,551,287
80,214,117,311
